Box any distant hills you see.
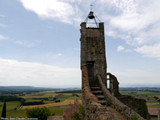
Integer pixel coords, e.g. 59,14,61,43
0,86,159,91
0,86,81,91
0,86,57,91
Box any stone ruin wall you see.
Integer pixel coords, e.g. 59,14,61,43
97,74,148,119
80,22,107,85
118,94,148,119
82,65,148,120
82,66,116,120
106,73,149,119
80,19,149,120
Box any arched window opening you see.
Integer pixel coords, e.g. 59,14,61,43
107,80,110,89
107,74,110,79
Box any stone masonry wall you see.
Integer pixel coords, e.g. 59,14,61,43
80,18,149,120
82,66,147,120
82,66,114,120
118,95,148,119
97,74,146,120
80,22,107,85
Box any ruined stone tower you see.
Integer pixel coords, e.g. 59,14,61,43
80,11,107,86
81,11,149,120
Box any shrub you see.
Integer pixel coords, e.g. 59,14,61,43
78,104,85,117
22,100,44,106
55,100,60,103
1,100,6,118
130,114,138,120
63,100,85,120
26,107,51,120
141,102,148,119
0,96,24,102
105,95,111,106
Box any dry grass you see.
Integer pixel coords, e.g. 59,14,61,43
22,100,81,109
157,95,160,98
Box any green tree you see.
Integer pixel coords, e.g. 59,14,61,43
26,107,51,120
1,100,6,118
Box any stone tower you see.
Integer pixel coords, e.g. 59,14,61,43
80,11,149,120
80,11,107,86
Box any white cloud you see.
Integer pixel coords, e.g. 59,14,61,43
135,44,160,60
57,53,63,56
106,30,119,38
0,58,81,88
19,0,82,24
0,14,7,28
0,34,8,40
117,45,124,52
16,40,34,47
0,14,5,18
18,0,160,60
99,0,160,60
109,0,160,33
0,24,7,28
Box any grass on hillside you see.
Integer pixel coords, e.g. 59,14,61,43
22,91,81,103
0,101,27,118
0,90,81,118
1,89,159,118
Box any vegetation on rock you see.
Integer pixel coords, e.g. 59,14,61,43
63,100,85,120
105,95,111,106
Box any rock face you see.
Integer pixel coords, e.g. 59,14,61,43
80,11,149,120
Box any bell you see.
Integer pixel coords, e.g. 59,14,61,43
88,11,95,19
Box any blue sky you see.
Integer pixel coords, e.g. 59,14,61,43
0,0,160,88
